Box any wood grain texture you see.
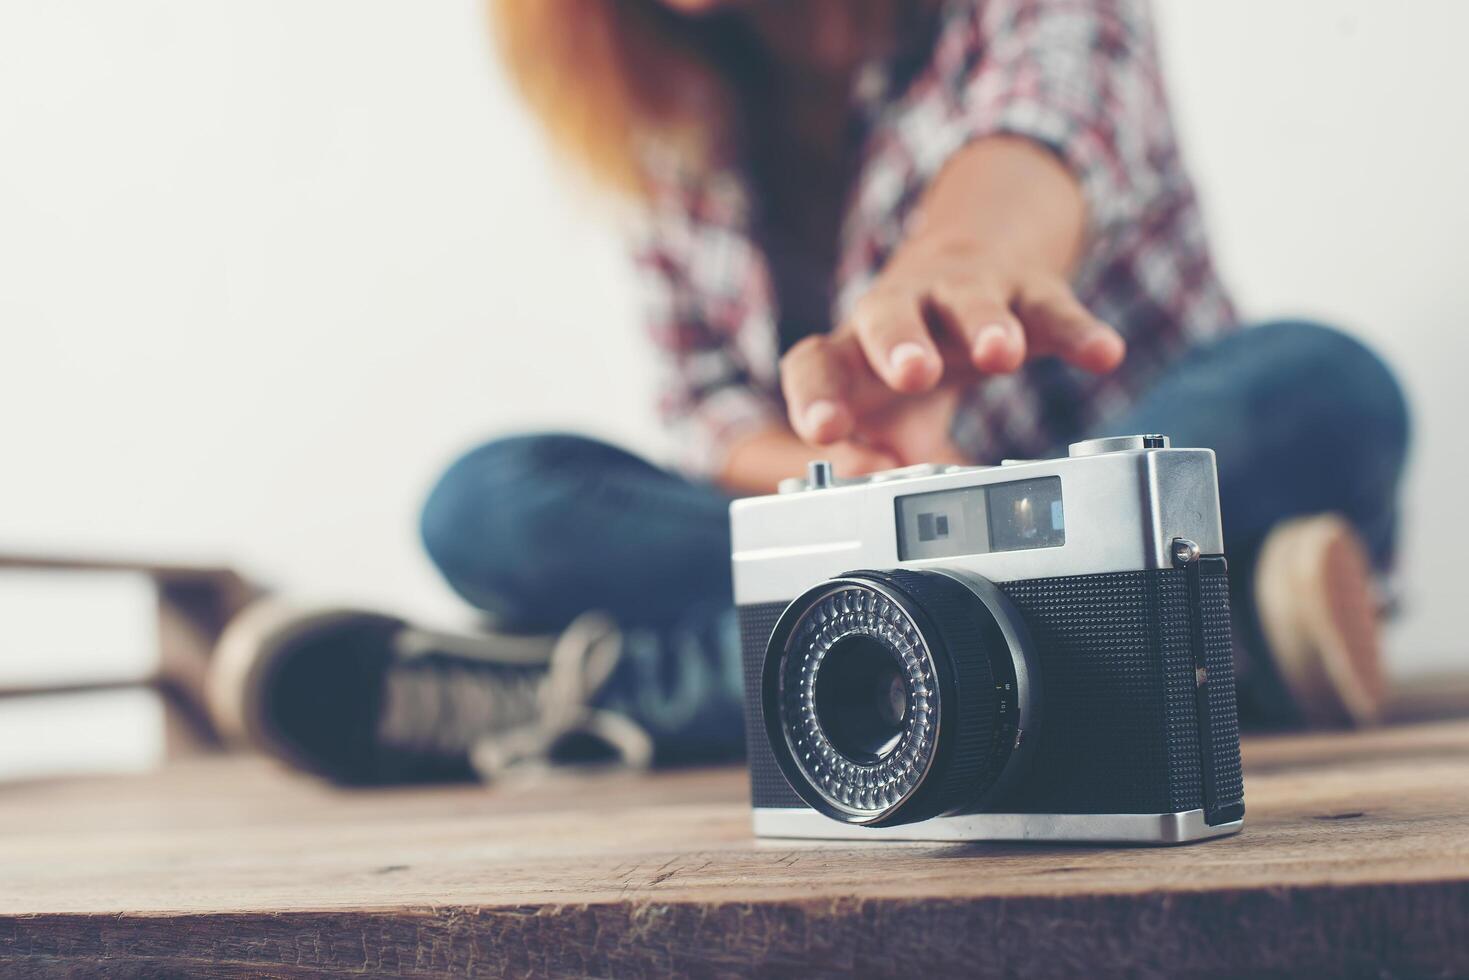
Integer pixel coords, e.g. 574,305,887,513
4,720,1469,977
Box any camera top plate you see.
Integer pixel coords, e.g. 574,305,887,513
731,434,1222,606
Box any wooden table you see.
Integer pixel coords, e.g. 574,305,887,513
4,718,1469,977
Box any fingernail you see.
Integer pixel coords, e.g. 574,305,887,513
889,342,933,374
803,400,840,435
1083,330,1126,364
972,324,1009,359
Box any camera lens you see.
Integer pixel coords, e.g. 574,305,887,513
761,570,1030,826
813,634,910,761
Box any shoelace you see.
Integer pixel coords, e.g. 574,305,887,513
471,612,654,778
375,657,545,757
375,612,653,778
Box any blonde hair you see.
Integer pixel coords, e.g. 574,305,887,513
489,1,734,195
489,1,931,196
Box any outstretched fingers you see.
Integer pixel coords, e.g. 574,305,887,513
927,279,1027,374
1014,280,1126,373
780,335,859,444
846,289,944,393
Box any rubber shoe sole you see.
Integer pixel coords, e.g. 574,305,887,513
1253,514,1385,727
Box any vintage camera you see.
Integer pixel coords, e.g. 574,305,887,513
733,435,1245,844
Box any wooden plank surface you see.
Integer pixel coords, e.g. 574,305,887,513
4,719,1469,977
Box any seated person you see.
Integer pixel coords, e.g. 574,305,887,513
208,0,1409,783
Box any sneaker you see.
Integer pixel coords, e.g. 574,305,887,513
206,600,652,784
1251,514,1386,727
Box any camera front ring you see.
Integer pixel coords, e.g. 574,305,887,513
761,568,1038,827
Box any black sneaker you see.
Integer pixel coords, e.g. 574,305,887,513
206,600,651,784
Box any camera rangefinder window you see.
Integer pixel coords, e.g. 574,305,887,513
896,476,1064,561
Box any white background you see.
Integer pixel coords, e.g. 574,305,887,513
1,0,1465,674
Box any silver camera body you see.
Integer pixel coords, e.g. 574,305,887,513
732,435,1245,845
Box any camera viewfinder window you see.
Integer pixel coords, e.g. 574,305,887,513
896,477,1064,560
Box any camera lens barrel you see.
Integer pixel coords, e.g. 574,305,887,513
762,568,1031,826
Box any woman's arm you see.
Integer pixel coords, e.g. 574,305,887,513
779,0,1165,456
779,135,1124,449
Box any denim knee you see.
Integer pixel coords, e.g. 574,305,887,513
419,433,620,622
1246,320,1410,459
1230,320,1408,560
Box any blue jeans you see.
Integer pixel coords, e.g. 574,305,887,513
421,321,1408,759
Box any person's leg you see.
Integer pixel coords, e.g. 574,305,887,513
419,433,746,763
420,432,734,630
1089,320,1410,725
1094,320,1408,567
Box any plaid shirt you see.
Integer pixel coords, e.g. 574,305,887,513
635,0,1236,479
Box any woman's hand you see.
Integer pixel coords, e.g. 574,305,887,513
779,137,1128,462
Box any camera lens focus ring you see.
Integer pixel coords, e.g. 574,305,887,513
762,569,1021,827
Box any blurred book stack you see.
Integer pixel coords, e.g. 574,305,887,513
0,555,258,783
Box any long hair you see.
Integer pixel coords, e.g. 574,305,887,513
489,1,926,196
489,1,740,195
